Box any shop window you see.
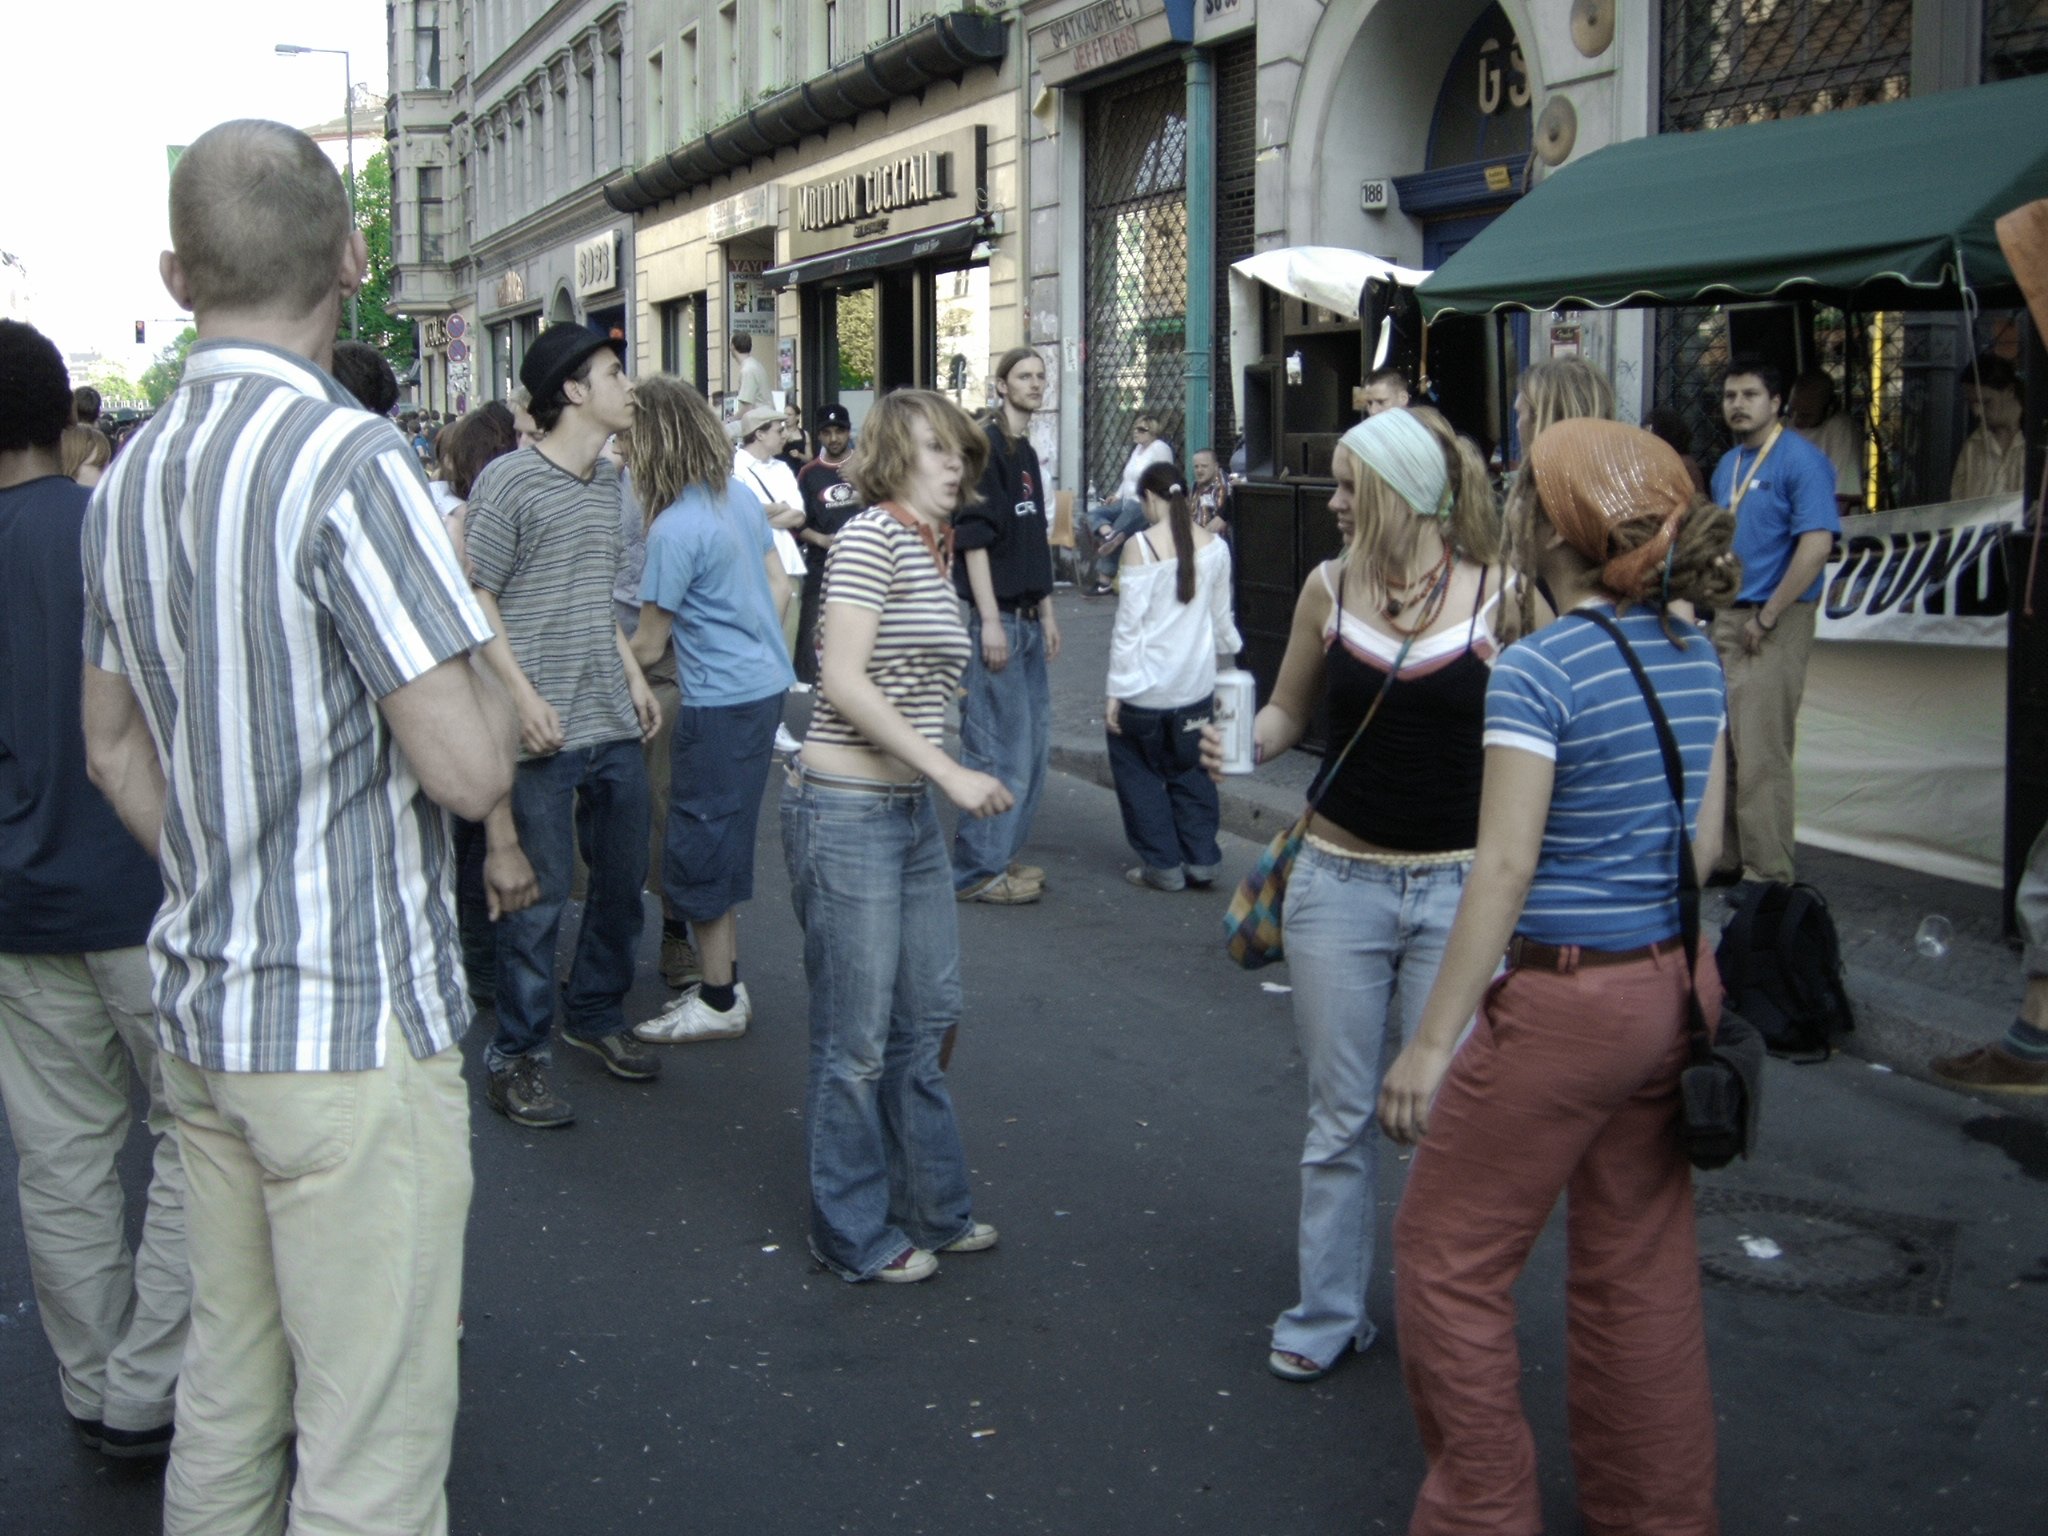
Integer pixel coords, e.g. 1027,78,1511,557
933,265,989,415
659,295,707,390
490,322,513,400
1985,0,2048,80
831,286,878,429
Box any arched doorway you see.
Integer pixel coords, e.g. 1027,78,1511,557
549,287,577,326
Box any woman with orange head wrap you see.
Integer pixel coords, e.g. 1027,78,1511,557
1378,419,1738,1535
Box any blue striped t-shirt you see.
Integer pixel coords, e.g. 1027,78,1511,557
1484,607,1727,950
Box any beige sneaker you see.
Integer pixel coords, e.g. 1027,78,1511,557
958,872,1042,905
1006,863,1045,885
660,931,702,990
1930,1044,2048,1095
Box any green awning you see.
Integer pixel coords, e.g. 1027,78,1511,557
1419,74,2048,318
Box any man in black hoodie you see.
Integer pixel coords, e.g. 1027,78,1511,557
951,347,1061,904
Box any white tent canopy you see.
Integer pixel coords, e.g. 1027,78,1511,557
1226,247,1433,430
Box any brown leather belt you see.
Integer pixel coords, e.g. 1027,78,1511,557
1506,936,1683,972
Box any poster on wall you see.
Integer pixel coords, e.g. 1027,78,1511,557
728,259,776,346
1815,494,2021,647
778,336,795,394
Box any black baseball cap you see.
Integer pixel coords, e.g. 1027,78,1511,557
520,324,626,408
816,403,852,431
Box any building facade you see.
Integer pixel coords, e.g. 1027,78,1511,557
388,0,639,416
609,1,1028,463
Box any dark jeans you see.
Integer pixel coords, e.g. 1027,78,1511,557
1089,499,1147,585
1105,700,1221,887
488,739,650,1072
794,560,825,685
451,815,494,1003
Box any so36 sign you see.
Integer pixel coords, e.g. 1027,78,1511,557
575,233,620,298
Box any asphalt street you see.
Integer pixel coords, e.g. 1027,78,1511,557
4,748,2046,1534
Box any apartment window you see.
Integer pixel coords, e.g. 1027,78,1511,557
679,28,700,140
645,51,666,161
531,98,547,200
460,152,475,247
418,166,445,261
761,0,785,93
716,3,738,115
476,141,491,230
414,1,442,88
824,0,844,69
553,78,569,186
581,63,597,177
515,115,530,215
605,45,624,166
886,0,905,38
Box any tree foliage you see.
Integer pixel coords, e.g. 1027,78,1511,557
139,326,199,408
82,361,143,409
342,149,415,371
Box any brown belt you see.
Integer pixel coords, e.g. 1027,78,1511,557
1507,936,1683,973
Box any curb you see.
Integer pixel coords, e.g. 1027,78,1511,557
1047,744,2047,1121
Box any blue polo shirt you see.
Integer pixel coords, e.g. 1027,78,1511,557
640,479,795,706
1711,427,1840,605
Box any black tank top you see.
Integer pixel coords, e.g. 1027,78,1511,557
1309,564,1498,853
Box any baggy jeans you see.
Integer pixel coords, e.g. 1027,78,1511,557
951,610,1050,892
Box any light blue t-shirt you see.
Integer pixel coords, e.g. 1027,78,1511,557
1484,608,1727,951
1711,427,1840,604
640,480,795,706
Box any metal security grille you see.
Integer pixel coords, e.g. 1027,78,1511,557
1212,36,1258,459
1985,0,2048,80
1660,0,1912,131
1655,0,1914,501
1084,63,1188,497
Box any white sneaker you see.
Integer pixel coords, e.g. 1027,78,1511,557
632,983,752,1043
788,681,813,694
774,724,802,757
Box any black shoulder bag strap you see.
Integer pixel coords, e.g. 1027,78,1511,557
1571,609,1715,1068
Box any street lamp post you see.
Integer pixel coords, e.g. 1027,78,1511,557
276,42,359,340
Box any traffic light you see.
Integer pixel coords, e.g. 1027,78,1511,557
135,320,145,344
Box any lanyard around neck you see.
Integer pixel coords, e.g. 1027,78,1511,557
1727,423,1783,520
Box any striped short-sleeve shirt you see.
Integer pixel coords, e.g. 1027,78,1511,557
806,509,972,751
81,341,496,1072
463,449,640,755
1484,607,1727,950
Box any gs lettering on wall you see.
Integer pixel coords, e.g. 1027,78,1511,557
1817,497,2021,647
1478,37,1530,116
420,316,451,350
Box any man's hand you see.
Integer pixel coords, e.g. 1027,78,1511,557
514,685,566,755
979,613,1010,672
1104,697,1122,735
1740,614,1770,656
1041,603,1061,662
628,669,662,741
484,840,540,919
938,765,1015,819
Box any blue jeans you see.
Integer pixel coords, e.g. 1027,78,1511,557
951,610,1050,891
1091,499,1145,585
1105,699,1220,887
488,739,650,1073
782,778,975,1279
1272,843,1469,1367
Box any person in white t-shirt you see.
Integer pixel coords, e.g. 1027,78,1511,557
1087,414,1174,591
731,405,811,754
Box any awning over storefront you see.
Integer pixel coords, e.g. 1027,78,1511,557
1227,246,1431,425
761,216,988,289
1419,72,2048,318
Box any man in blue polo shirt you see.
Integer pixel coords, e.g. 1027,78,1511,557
1708,356,1841,886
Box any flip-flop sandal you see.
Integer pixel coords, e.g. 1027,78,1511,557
1267,1349,1328,1383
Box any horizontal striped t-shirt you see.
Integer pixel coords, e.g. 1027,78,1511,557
465,448,640,756
1484,607,1727,950
806,508,972,751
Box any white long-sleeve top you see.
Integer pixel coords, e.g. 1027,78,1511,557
1106,533,1243,708
1113,438,1174,503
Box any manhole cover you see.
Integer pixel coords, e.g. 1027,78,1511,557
1694,1189,1955,1316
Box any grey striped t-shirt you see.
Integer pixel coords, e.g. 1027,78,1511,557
464,448,640,756
81,341,496,1073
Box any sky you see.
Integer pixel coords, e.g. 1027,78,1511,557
2,0,392,381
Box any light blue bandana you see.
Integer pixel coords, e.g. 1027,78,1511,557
1338,409,1451,519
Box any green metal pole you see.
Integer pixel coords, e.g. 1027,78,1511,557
1183,47,1214,458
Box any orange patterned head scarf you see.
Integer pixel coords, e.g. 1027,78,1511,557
1528,418,1697,601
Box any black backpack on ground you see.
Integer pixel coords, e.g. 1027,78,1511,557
1715,880,1855,1060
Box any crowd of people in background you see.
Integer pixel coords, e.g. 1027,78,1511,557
5,108,2045,1536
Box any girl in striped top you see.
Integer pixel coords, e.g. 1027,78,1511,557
782,390,1011,1285
1379,419,1736,1535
